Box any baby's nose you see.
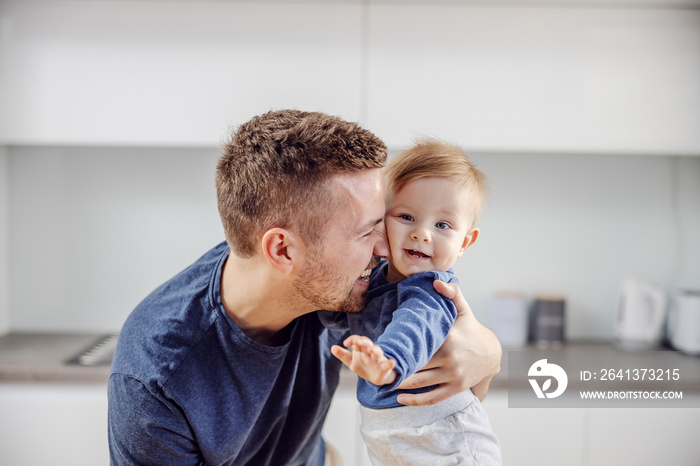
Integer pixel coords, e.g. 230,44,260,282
410,229,431,243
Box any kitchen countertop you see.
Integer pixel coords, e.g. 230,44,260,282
2,332,699,391
0,332,112,383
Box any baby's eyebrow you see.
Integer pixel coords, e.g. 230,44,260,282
387,202,410,211
438,209,458,216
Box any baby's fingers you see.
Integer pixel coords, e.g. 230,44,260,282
330,345,353,367
368,345,386,362
380,359,396,372
343,335,372,349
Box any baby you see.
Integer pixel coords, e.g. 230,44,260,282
330,140,501,465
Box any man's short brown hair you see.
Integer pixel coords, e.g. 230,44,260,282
216,109,387,257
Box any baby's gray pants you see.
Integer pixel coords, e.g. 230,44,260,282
359,390,501,465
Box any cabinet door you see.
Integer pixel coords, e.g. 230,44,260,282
482,391,585,466
0,1,362,146
323,387,368,466
366,5,700,155
0,383,109,466
587,399,700,466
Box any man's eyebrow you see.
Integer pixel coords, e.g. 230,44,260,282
357,217,384,233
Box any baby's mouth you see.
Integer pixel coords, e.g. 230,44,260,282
405,249,430,259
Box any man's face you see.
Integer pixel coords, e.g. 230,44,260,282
293,169,388,313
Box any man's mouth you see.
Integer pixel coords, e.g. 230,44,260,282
405,249,430,259
358,256,382,282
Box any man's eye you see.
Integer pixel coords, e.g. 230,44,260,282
435,222,450,230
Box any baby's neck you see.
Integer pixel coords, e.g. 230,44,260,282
385,260,408,283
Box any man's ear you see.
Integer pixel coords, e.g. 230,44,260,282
458,227,480,257
260,228,302,274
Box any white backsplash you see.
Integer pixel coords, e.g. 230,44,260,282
0,147,9,336
458,152,700,339
4,147,699,338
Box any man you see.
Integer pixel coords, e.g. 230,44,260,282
108,110,501,465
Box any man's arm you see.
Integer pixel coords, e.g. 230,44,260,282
396,280,501,405
109,374,201,465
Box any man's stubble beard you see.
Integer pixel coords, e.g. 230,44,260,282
292,248,370,314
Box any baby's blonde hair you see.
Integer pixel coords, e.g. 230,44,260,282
385,139,487,223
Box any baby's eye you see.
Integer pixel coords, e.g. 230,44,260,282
435,222,450,230
399,214,414,222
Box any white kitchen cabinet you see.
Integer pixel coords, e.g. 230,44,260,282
2,383,698,466
0,381,366,466
0,1,363,146
586,401,700,466
0,383,110,466
2,1,698,153
324,389,700,465
323,386,372,466
483,390,700,466
484,391,586,465
366,5,700,155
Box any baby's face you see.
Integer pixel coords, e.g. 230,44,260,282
385,177,476,281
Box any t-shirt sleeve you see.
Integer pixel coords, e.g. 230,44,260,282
374,272,458,387
108,373,204,466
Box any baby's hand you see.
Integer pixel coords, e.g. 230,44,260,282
331,335,397,386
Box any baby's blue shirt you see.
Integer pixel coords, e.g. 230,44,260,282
321,260,459,408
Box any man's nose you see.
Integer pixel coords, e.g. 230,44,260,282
373,233,390,259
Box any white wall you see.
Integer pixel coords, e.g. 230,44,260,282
0,146,9,336
675,157,700,291
452,153,700,339
8,146,224,332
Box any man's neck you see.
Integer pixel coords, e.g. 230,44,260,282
220,252,301,347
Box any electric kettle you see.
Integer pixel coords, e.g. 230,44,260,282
615,278,667,349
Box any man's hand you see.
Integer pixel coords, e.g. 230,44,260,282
396,280,502,406
331,335,397,386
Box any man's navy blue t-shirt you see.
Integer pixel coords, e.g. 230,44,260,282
108,242,347,466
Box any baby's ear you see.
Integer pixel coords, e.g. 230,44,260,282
458,227,480,257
